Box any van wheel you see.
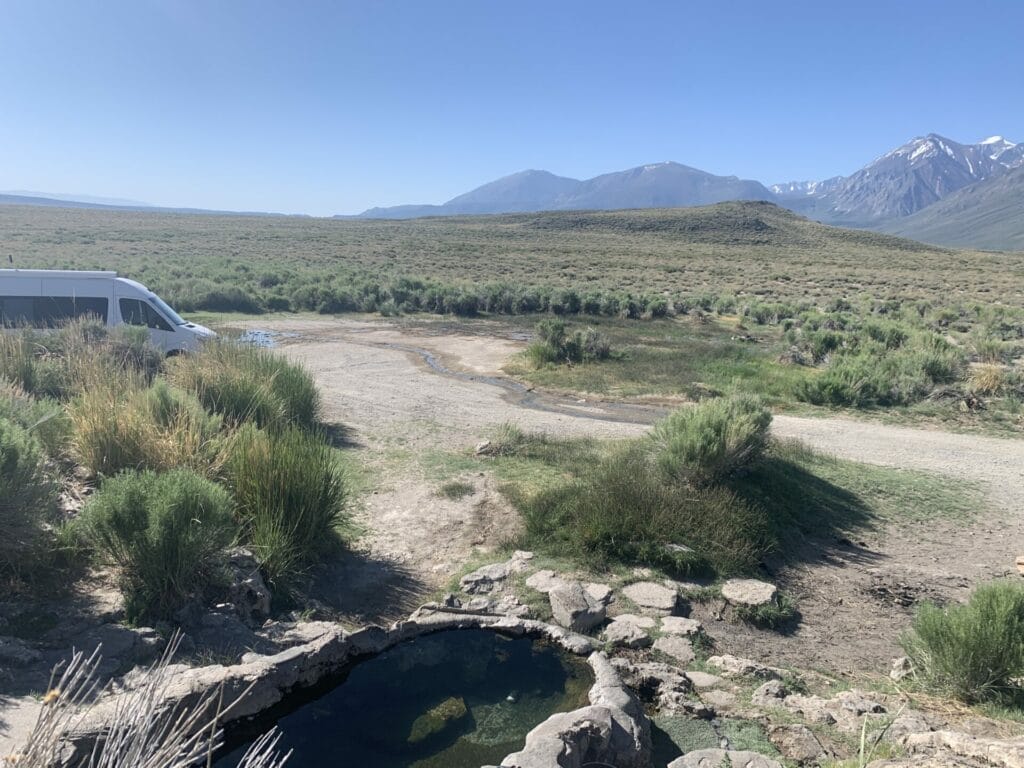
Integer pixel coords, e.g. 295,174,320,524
165,349,184,358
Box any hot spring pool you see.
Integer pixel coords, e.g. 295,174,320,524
217,629,594,768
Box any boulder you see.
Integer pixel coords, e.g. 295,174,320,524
751,679,788,707
621,582,679,615
525,569,566,593
585,583,614,605
602,616,653,649
700,689,740,714
660,616,702,636
461,551,533,594
685,670,726,690
501,705,648,768
652,636,695,666
707,654,784,680
768,724,829,764
668,749,783,768
721,579,778,607
225,547,272,624
549,581,606,633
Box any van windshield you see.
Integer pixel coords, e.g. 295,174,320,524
148,294,187,326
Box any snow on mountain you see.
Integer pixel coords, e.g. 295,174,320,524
815,133,1024,221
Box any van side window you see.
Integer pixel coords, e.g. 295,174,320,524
0,296,35,325
34,296,109,327
0,296,107,327
119,298,173,332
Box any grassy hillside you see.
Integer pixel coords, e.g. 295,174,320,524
879,167,1024,252
2,201,1023,311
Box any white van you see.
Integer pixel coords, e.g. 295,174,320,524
0,269,215,354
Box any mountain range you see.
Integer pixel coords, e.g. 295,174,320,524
3,134,1021,250
356,134,1024,251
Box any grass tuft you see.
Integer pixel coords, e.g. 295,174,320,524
225,424,348,585
168,340,320,431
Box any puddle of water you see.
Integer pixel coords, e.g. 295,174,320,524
216,630,594,768
235,329,278,348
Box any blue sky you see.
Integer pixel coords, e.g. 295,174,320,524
2,0,1022,216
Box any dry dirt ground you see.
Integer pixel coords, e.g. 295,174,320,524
240,316,1024,678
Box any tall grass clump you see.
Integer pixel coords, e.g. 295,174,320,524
650,395,772,487
225,425,347,584
75,469,236,621
70,379,223,478
169,341,320,431
901,581,1024,704
0,417,57,575
518,443,769,575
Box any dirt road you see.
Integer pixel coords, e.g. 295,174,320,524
242,316,1024,672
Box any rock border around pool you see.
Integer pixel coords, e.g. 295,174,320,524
66,607,651,768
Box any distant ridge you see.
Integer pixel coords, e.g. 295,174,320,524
0,192,304,218
352,162,773,219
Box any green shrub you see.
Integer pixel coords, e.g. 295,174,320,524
796,332,964,408
225,425,348,584
169,341,320,431
75,469,235,621
0,379,69,458
0,417,57,575
527,320,612,367
70,379,223,478
651,395,772,487
901,581,1024,704
518,443,769,576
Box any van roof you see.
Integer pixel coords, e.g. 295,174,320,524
0,269,118,278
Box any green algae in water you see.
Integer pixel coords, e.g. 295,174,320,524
217,630,593,768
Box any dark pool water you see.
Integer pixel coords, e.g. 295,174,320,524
217,630,594,768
